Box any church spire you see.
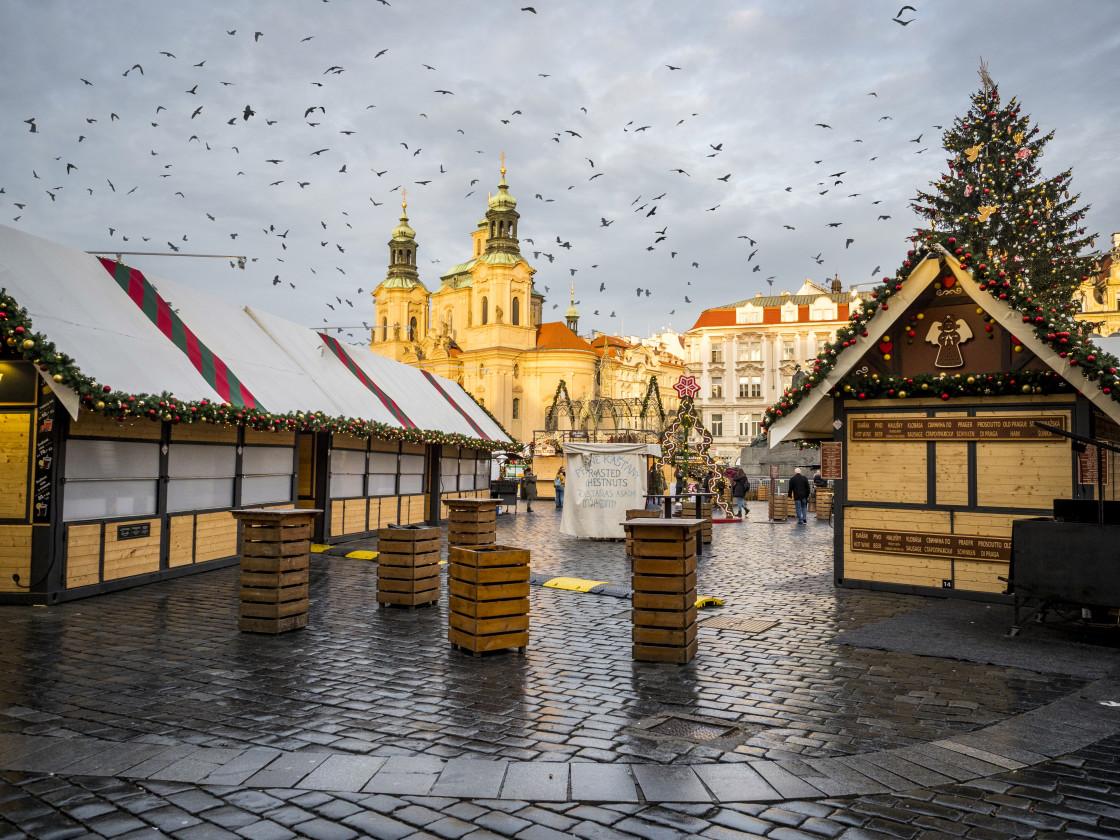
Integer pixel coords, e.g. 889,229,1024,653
383,190,421,289
565,282,579,332
484,153,521,257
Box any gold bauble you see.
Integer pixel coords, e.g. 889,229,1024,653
52,374,63,382
1021,384,1032,394
921,383,929,390
1013,345,1023,352
22,339,35,349
897,391,907,398
5,337,14,346
967,376,976,384
883,353,891,361
916,313,924,320
95,401,105,410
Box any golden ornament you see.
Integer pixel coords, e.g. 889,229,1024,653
22,338,35,350
977,205,998,222
52,374,63,382
964,143,983,162
95,401,105,410
1013,131,1024,144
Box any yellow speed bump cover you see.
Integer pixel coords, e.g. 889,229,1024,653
542,577,611,593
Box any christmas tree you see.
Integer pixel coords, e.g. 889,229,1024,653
911,60,1097,313
657,376,734,517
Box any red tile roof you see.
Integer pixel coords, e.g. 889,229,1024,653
536,321,595,352
688,309,736,330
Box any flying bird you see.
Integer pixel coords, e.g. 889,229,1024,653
254,31,263,41
521,6,536,11
666,65,680,70
717,173,731,182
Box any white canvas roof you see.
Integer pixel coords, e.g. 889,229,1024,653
344,345,511,441
0,224,223,409
0,224,510,443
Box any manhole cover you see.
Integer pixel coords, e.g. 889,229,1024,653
648,717,736,741
702,616,779,634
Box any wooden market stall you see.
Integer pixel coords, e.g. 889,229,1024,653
0,224,509,605
767,250,1120,601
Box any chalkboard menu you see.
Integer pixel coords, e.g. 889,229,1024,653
820,441,843,480
33,394,55,523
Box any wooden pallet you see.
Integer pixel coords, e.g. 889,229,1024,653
447,545,529,655
625,519,702,664
233,509,319,634
376,525,441,608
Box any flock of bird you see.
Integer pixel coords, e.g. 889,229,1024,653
4,3,935,340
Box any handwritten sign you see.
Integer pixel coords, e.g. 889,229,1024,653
1077,446,1109,485
820,441,843,480
33,395,56,523
850,415,1065,441
562,452,646,538
850,528,1011,562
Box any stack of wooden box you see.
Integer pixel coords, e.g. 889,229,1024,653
626,519,702,664
689,497,714,544
376,525,441,608
233,509,318,634
448,545,530,655
815,489,833,521
446,498,500,548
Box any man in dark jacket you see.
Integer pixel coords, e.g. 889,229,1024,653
787,467,811,524
731,468,750,518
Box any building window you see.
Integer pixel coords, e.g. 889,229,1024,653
811,303,836,321
711,345,723,364
782,341,796,360
738,377,749,398
737,342,762,362
781,305,797,322
513,363,519,379
710,413,723,437
409,317,417,341
739,413,761,438
738,416,751,437
381,318,387,342
737,307,763,324
711,376,723,399
512,398,520,420
512,296,520,325
740,376,761,398
481,296,488,325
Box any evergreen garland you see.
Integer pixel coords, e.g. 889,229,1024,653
544,379,574,429
639,374,666,425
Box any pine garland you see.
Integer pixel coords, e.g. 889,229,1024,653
544,379,574,429
639,374,666,424
0,290,515,452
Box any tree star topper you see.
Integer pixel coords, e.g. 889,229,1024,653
674,375,700,399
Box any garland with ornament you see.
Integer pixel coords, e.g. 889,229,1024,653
762,72,1115,436
0,289,516,452
656,375,734,517
543,379,575,430
638,374,666,426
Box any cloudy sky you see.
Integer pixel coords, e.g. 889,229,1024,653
3,1,1119,342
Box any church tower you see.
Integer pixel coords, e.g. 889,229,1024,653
371,193,430,361
565,284,579,333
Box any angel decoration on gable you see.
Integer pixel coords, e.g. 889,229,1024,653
925,312,973,368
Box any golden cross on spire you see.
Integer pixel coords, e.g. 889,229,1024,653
500,150,506,176
570,281,574,299
401,187,407,212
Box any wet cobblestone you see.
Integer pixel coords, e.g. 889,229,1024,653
0,505,1091,765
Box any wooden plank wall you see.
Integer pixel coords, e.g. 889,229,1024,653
0,525,33,593
170,423,237,443
194,512,238,563
0,413,30,519
103,519,162,581
69,411,162,440
64,524,101,589
843,403,1073,596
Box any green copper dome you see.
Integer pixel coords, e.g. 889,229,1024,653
488,170,517,211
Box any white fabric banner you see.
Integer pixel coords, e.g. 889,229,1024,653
560,442,652,539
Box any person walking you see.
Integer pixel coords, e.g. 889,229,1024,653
731,467,750,518
788,467,811,524
521,466,538,513
554,467,565,509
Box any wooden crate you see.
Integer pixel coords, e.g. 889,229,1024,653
447,545,529,655
376,525,441,608
815,489,833,521
755,485,769,501
625,519,702,665
770,495,792,521
233,509,319,634
624,508,661,555
685,498,713,544
446,498,500,547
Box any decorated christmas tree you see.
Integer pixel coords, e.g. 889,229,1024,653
658,375,733,517
912,60,1097,313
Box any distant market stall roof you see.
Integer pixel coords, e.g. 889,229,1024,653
0,224,511,448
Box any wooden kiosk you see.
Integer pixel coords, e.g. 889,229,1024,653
767,251,1120,601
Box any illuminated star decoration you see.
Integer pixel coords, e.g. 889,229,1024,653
673,375,700,399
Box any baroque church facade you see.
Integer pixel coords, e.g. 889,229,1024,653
369,166,682,445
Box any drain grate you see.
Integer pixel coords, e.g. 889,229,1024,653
648,716,736,741
702,615,779,634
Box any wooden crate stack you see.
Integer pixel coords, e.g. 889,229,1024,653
624,508,662,555
448,545,530,655
446,498,500,548
769,495,791,521
688,497,714,544
626,518,703,664
377,525,441,608
233,509,318,634
816,489,833,521
755,485,769,501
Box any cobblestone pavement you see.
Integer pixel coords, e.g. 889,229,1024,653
2,502,1120,837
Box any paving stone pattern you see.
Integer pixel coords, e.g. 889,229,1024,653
0,505,1086,765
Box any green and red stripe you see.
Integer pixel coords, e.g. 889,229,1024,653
100,258,260,409
421,370,491,440
318,333,417,428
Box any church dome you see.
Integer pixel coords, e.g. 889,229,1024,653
488,171,517,211
565,301,579,318
391,213,415,241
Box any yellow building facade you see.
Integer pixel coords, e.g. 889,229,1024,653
370,167,682,444
1075,232,1120,336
